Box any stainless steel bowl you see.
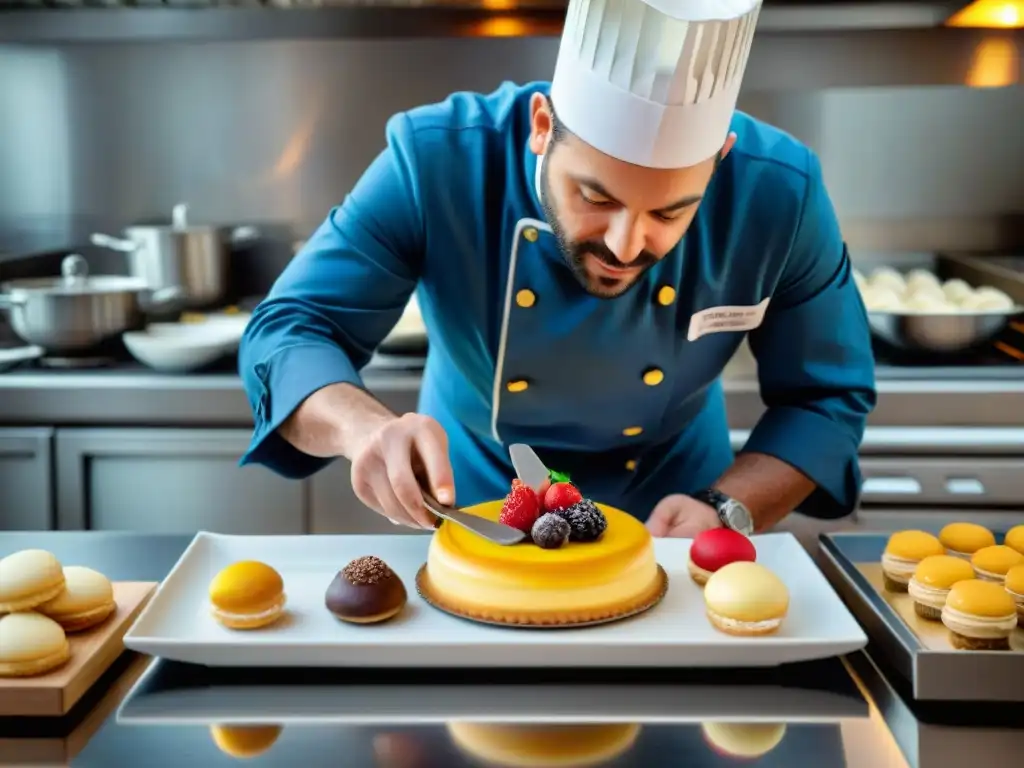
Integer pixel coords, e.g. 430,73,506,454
867,309,1020,352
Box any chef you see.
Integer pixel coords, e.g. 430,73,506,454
238,0,876,539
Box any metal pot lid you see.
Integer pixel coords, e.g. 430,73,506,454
1,254,150,295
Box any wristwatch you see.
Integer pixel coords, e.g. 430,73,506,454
693,488,754,536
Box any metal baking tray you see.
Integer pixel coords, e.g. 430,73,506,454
818,532,1024,702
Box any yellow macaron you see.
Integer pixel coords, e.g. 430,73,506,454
210,725,283,758
209,561,286,630
0,549,67,613
907,555,975,620
970,545,1024,584
703,561,789,636
938,522,995,559
941,579,1017,651
0,612,72,677
1004,564,1024,624
36,566,117,633
1005,525,1024,556
880,530,944,592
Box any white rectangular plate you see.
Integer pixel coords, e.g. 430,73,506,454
124,532,866,668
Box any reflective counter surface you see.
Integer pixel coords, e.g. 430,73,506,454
0,532,1019,768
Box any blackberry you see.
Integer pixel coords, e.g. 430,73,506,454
555,500,607,542
531,513,571,550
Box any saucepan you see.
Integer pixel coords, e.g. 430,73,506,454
91,202,259,311
0,254,182,353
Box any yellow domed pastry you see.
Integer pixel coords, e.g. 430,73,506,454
881,531,944,592
702,722,788,758
416,500,666,626
941,579,1017,651
938,522,995,559
209,561,287,630
1004,564,1024,626
1005,525,1024,556
446,723,641,767
907,555,974,621
703,562,789,636
970,545,1024,584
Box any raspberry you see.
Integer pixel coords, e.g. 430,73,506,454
531,514,571,549
555,500,607,543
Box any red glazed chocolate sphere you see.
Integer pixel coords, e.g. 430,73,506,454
690,528,756,573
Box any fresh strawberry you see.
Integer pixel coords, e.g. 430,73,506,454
500,483,541,533
543,481,583,512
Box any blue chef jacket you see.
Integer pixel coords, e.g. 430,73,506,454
238,81,877,521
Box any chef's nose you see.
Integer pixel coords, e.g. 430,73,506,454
604,210,647,265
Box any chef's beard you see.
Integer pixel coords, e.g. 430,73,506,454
539,156,659,299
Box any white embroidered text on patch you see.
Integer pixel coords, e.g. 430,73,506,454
687,298,771,342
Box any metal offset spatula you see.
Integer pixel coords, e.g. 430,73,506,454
509,443,550,493
421,491,526,546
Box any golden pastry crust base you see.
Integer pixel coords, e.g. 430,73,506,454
416,565,668,628
0,639,71,677
0,579,66,614
328,601,407,625
912,601,943,621
881,572,909,593
211,595,286,630
948,630,1011,651
705,608,783,637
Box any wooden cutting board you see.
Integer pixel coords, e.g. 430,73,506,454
0,581,157,717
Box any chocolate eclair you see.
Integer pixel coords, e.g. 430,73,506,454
325,556,407,624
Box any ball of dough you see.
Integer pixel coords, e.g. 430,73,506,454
907,282,945,302
903,293,955,313
861,286,904,312
905,269,940,295
942,279,974,305
960,288,1014,312
869,267,906,295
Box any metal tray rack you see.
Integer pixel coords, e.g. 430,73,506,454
818,531,1024,702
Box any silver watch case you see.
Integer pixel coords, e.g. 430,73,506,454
718,498,754,536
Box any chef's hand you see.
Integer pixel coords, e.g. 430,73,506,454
646,494,721,538
349,413,455,530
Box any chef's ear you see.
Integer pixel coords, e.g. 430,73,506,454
719,132,738,162
529,92,553,156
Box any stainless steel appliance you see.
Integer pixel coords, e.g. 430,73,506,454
0,254,180,354
91,203,259,311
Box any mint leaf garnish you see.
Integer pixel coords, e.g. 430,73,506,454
549,470,571,484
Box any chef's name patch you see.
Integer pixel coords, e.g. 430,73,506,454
687,298,771,341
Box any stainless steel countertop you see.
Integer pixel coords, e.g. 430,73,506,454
0,366,1023,429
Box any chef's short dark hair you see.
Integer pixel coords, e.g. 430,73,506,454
547,96,723,168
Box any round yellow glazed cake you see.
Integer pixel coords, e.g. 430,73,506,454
416,500,666,626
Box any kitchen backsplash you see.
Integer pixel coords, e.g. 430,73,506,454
1,38,1022,238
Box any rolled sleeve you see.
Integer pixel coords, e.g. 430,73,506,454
240,343,362,479
747,152,877,519
238,112,424,479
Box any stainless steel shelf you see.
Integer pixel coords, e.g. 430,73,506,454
0,2,981,44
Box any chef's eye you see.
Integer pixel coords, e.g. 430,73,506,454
580,190,611,206
653,211,680,223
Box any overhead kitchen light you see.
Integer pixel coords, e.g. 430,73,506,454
946,0,1024,28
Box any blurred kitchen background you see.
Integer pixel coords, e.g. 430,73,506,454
1,1,1023,536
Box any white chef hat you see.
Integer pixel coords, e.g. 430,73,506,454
550,0,762,169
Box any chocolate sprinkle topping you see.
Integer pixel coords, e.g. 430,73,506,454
342,556,394,586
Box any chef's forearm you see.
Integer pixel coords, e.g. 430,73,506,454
278,382,396,460
713,452,816,532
